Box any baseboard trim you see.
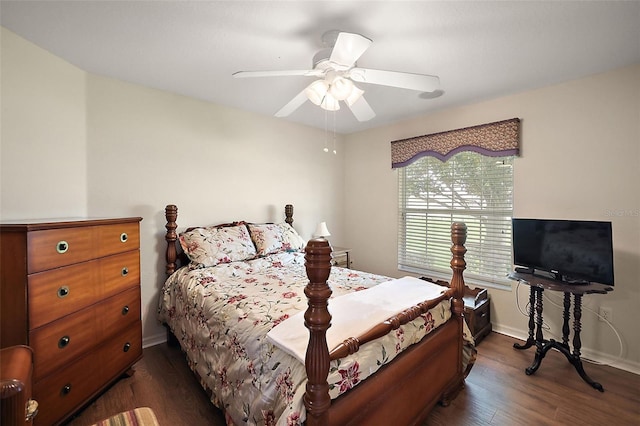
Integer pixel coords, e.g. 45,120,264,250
143,332,166,349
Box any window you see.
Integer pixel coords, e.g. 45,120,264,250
398,151,514,288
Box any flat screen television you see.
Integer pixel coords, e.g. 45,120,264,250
512,218,614,285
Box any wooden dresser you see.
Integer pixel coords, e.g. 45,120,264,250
0,217,143,425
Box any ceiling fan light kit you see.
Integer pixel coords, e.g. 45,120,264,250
305,80,340,111
233,30,442,122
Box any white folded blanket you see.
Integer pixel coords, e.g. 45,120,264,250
266,276,447,363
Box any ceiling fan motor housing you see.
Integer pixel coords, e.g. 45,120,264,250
312,48,333,70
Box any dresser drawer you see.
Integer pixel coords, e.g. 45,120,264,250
29,307,98,380
473,301,490,332
98,287,141,339
96,222,140,258
27,227,95,273
28,260,100,329
25,222,140,274
33,351,100,426
99,321,142,384
100,250,140,297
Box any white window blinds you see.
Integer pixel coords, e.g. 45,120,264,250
398,152,514,287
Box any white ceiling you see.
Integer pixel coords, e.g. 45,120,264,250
2,1,639,134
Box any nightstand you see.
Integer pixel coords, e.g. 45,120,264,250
419,277,491,345
463,286,492,345
331,246,352,268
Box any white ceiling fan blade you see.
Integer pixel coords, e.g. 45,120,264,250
275,89,309,117
347,95,376,122
233,69,323,78
329,32,372,69
350,68,441,92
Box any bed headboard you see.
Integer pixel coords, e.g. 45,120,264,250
164,204,295,276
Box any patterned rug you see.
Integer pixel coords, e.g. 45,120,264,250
91,407,159,426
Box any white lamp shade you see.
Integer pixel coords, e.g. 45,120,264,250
329,76,354,101
306,80,330,106
314,222,331,238
320,95,340,111
305,80,340,111
346,85,365,106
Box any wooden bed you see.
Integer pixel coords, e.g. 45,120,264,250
161,204,470,426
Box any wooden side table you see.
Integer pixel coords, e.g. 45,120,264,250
419,277,491,344
331,246,352,268
508,272,613,392
463,287,492,345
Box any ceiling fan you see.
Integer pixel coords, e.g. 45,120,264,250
232,30,441,122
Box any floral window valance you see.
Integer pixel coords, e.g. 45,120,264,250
391,118,521,168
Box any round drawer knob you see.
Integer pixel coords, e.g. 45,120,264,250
120,232,128,243
121,267,129,276
56,241,69,254
123,342,131,352
61,384,72,396
57,286,70,298
122,305,129,315
58,335,70,349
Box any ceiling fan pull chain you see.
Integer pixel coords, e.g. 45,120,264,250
324,109,329,153
333,111,337,155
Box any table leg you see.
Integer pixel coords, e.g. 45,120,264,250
525,287,545,375
561,292,571,348
514,285,537,350
568,294,604,392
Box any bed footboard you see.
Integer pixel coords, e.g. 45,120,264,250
303,222,467,426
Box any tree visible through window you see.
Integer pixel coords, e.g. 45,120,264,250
398,151,514,287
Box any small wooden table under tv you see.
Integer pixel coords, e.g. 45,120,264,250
507,271,613,392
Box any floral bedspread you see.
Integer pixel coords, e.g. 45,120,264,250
158,251,473,426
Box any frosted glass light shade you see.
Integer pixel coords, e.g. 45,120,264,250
329,76,354,101
346,85,364,106
306,80,341,111
320,95,340,111
314,222,331,238
306,80,330,106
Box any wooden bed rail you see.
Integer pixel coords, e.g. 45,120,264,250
328,291,453,361
303,222,467,426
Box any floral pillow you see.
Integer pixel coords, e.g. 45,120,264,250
179,224,257,268
247,223,306,256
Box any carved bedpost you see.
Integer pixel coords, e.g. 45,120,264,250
439,221,468,406
165,204,178,276
285,204,294,227
449,222,467,317
303,239,333,426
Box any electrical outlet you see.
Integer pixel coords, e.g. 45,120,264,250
599,307,612,323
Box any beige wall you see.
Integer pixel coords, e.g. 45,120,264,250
3,26,639,372
1,28,87,217
1,27,346,345
85,74,346,343
344,64,640,372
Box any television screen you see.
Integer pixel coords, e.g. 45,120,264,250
512,219,614,285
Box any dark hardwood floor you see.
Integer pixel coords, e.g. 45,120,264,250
66,332,640,425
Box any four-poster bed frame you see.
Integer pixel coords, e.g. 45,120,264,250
163,204,469,425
